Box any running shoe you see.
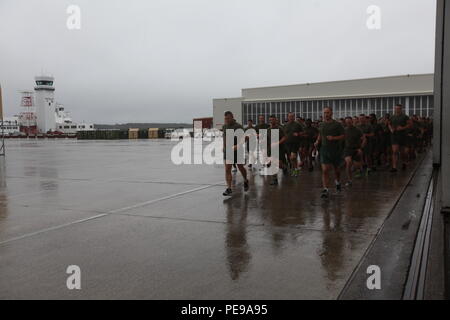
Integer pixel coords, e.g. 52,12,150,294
345,181,352,187
321,189,329,199
223,188,232,196
244,180,249,192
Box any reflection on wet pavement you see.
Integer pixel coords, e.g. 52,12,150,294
0,140,421,299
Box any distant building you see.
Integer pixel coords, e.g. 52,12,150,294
193,117,213,129
213,74,434,128
56,123,95,133
14,75,95,134
35,75,56,133
2,117,21,135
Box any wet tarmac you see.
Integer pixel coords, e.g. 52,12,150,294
0,139,423,299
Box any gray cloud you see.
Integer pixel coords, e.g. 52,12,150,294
0,0,436,123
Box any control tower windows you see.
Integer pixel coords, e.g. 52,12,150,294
36,81,53,86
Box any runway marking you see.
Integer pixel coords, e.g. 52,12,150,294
0,182,222,246
107,183,222,214
0,214,107,246
5,175,224,187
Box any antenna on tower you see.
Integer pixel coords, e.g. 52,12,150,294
19,90,36,137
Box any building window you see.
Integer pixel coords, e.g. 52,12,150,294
380,98,385,116
363,99,369,114
408,97,414,115
333,100,339,118
415,97,421,116
421,96,428,117
428,95,434,117
400,97,406,109
318,101,324,117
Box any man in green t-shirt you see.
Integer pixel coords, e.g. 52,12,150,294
408,115,421,158
283,112,304,177
388,104,412,172
245,119,257,170
222,111,249,196
255,115,270,170
314,107,345,199
266,115,288,186
357,114,375,173
344,117,366,186
369,113,385,169
255,115,270,133
301,119,319,172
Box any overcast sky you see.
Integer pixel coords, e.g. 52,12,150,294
0,0,437,123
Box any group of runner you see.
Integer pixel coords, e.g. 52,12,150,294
221,104,433,199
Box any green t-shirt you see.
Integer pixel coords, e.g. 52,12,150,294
304,126,319,142
345,126,363,150
358,123,373,135
267,125,285,143
269,124,285,147
297,121,306,130
283,121,303,144
255,123,270,134
372,123,384,137
222,121,244,147
319,120,345,148
390,114,409,131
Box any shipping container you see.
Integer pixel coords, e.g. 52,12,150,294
129,128,139,139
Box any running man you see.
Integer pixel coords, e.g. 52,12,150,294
267,115,287,186
255,115,270,169
245,119,256,169
344,117,366,186
301,119,319,172
283,112,304,177
222,111,249,196
388,104,412,172
357,114,374,174
315,107,345,199
369,113,384,168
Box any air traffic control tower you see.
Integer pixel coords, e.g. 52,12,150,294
34,75,56,133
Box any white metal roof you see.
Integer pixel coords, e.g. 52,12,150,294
241,74,434,101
